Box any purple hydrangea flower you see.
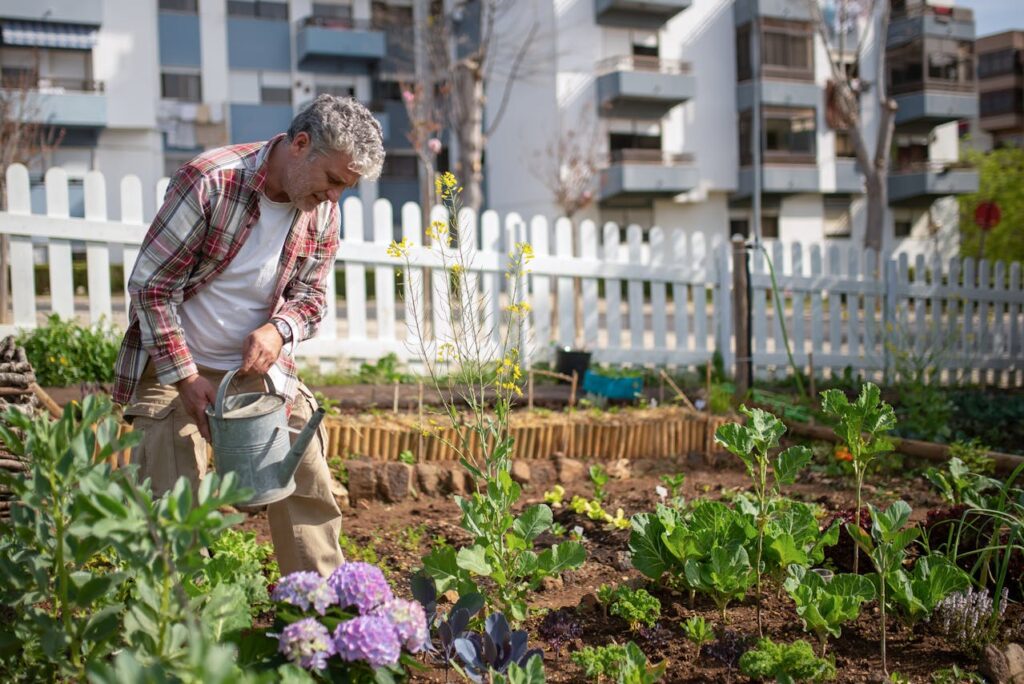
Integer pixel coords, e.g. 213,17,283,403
333,615,402,668
327,562,393,615
271,571,338,615
276,618,335,671
372,598,430,653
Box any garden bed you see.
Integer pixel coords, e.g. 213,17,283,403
237,453,1009,682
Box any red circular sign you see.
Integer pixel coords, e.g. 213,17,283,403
974,201,1001,231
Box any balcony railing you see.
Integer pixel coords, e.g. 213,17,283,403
890,160,973,174
595,55,692,76
1,75,104,93
609,149,694,165
890,3,973,23
300,15,377,30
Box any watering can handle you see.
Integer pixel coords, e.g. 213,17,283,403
213,369,278,420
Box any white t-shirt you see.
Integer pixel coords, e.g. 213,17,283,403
180,193,295,371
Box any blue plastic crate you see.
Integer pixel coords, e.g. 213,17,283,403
582,370,644,400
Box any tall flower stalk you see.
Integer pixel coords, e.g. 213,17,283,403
388,173,583,623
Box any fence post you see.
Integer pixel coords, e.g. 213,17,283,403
731,237,750,398
715,240,733,377
883,257,897,384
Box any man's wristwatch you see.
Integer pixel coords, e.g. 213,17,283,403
272,318,292,344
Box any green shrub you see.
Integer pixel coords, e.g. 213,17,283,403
17,314,120,386
597,584,661,631
739,638,836,683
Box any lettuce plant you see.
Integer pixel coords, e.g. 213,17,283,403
886,556,971,627
715,406,812,633
571,642,666,682
597,584,662,631
590,464,610,503
682,616,715,658
783,565,875,655
684,543,757,622
820,383,896,574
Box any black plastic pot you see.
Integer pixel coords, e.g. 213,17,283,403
554,348,591,383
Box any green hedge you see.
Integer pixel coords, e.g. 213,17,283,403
16,315,120,386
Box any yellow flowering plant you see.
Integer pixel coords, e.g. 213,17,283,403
388,173,585,623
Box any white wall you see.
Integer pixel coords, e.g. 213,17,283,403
779,194,825,243
654,191,730,242
93,129,164,220
94,0,159,129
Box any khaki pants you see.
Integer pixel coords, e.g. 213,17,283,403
125,362,344,576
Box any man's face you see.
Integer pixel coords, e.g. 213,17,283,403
281,132,362,212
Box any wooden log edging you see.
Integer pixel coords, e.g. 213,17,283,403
781,418,1024,475
325,407,732,462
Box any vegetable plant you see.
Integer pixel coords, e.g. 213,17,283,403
570,642,666,682
410,572,484,670
924,457,1000,508
783,566,875,655
761,500,840,584
845,500,919,675
453,613,544,684
597,584,662,631
660,473,686,499
715,406,812,633
738,638,836,683
682,616,715,658
886,556,971,627
590,464,610,503
819,383,896,573
684,543,757,623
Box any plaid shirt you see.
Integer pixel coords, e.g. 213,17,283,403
112,134,340,405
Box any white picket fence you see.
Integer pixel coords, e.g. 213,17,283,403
1,164,1022,386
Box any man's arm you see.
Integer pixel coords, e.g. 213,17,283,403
270,201,341,345
128,165,210,387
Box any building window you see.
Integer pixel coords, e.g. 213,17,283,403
980,89,1023,117
261,86,292,104
764,107,816,158
824,198,852,238
927,39,974,85
761,20,814,80
316,83,355,98
736,24,752,82
227,1,289,20
835,130,856,158
978,48,1021,79
161,72,202,102
888,38,974,94
381,154,418,180
894,218,913,238
761,215,779,239
313,2,354,21
729,219,750,239
159,0,198,13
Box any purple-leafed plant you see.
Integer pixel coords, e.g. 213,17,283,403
538,608,583,654
453,613,543,684
410,572,485,668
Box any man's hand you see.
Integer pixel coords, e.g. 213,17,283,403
240,323,284,376
176,373,217,441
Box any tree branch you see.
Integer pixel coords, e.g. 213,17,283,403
484,22,539,138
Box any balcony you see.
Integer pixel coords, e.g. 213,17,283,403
599,150,698,205
736,79,819,110
594,0,691,30
735,155,819,198
0,0,102,25
296,16,386,69
734,0,813,25
596,56,695,119
893,88,977,130
1,78,106,128
887,5,974,48
888,161,978,205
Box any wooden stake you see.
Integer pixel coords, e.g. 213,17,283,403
569,371,578,408
704,358,714,465
732,237,751,400
528,371,534,411
30,383,62,419
658,369,697,412
417,382,424,462
393,380,400,414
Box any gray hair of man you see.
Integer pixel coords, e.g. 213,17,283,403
287,95,385,181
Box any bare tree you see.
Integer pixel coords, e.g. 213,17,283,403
536,119,602,221
414,0,541,213
0,66,65,323
808,0,896,255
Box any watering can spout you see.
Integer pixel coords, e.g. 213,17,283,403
281,408,326,486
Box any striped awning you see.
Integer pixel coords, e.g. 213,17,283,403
1,21,99,50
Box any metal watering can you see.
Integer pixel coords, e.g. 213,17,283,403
206,369,325,507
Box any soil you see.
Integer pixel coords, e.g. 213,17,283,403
238,453,1007,683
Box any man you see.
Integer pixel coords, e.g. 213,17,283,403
113,95,384,575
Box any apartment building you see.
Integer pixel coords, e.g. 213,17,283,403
976,30,1024,148
486,0,979,258
1,0,978,257
0,0,418,222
